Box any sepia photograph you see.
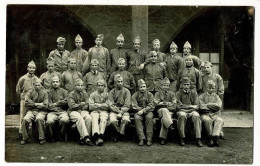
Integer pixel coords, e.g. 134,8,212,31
4,2,255,164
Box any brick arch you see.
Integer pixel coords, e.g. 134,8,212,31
148,6,208,52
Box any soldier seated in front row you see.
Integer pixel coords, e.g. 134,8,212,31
89,79,109,146
108,74,131,142
199,80,224,147
46,76,69,141
132,79,155,146
154,77,176,145
20,79,48,145
67,78,94,146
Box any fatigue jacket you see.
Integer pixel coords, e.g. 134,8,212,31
16,73,39,100
60,69,83,93
110,48,128,73
88,46,110,74
89,91,109,111
143,62,168,92
145,51,166,66
25,88,48,111
40,71,61,90
108,87,131,113
176,89,199,112
154,90,177,112
48,87,68,112
178,66,202,91
70,48,90,75
68,90,89,113
199,92,222,114
166,54,183,81
108,70,136,91
48,49,71,73
132,91,154,114
83,71,106,95
202,73,224,98
127,50,146,75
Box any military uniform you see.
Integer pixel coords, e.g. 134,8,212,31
83,71,106,95
166,42,183,92
70,34,90,75
154,78,177,141
182,41,202,69
46,77,69,139
60,69,83,93
67,82,92,140
40,71,61,91
88,34,110,77
20,79,48,143
16,61,39,134
108,86,131,136
132,80,154,144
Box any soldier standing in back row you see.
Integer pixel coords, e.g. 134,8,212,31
88,34,110,78
16,61,39,139
110,34,128,73
166,41,183,92
127,36,147,84
149,39,166,67
48,37,71,73
70,34,90,76
182,41,202,69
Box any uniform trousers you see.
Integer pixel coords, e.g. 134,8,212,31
201,113,224,137
157,108,173,139
46,111,69,137
176,111,202,138
19,100,27,133
69,111,92,140
21,110,48,140
134,112,154,141
109,112,130,135
90,110,109,136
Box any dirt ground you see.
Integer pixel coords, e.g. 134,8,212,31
5,128,253,164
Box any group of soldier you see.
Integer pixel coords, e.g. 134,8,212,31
16,33,225,148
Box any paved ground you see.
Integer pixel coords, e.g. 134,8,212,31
5,127,253,163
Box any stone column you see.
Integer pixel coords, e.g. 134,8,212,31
132,6,148,52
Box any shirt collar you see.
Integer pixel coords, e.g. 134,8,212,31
27,73,34,78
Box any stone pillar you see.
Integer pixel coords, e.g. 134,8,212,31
132,6,148,52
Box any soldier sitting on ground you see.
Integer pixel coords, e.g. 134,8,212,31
199,80,224,147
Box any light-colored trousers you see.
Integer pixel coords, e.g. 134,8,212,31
21,110,48,140
109,112,130,135
19,100,27,133
46,111,70,137
201,113,224,137
134,112,154,141
90,110,109,136
157,108,174,139
176,111,202,139
69,111,92,140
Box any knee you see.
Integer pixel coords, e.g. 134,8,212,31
60,117,70,124
178,113,187,120
35,117,44,123
46,119,55,126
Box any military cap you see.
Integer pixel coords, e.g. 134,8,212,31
114,74,123,82
207,80,216,88
97,79,106,86
170,41,178,48
118,58,125,64
56,37,66,44
34,78,42,85
75,34,83,42
183,41,191,48
204,61,213,67
137,79,146,87
152,39,160,45
161,77,170,85
149,51,157,57
133,36,141,43
28,60,36,68
75,78,84,85
46,57,55,65
181,77,191,84
51,75,60,82
117,34,124,41
185,55,194,60
68,56,77,63
96,34,104,41
91,59,99,65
